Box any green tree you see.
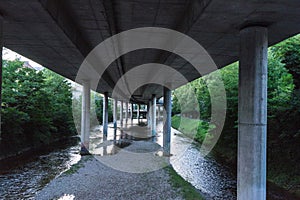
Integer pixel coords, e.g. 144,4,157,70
271,34,300,89
43,68,75,135
1,60,75,145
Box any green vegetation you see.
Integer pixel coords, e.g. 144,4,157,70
172,34,300,194
1,60,76,152
172,115,213,143
72,91,114,128
166,166,204,200
64,156,93,175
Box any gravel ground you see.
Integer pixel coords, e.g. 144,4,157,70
35,141,184,200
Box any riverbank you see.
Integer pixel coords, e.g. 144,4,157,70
36,140,203,200
171,116,300,199
0,134,79,162
0,140,81,199
0,137,79,171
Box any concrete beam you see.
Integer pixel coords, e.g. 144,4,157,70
80,80,91,155
151,94,157,136
163,87,172,155
238,26,268,200
40,0,91,57
103,92,109,137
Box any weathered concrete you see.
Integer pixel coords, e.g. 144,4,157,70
80,80,91,155
238,26,268,200
151,94,157,136
1,1,299,104
163,87,172,155
102,92,108,137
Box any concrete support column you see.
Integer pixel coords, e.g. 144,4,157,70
157,105,160,121
113,99,118,127
163,87,172,155
146,103,149,128
151,94,157,136
102,92,108,137
125,102,128,124
113,99,118,140
238,26,268,200
0,17,3,140
130,103,133,123
120,101,123,127
137,104,140,124
148,101,152,128
80,80,91,155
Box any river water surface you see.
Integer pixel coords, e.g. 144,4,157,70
0,141,81,199
0,122,298,199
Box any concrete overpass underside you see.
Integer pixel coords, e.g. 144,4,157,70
1,1,300,199
1,0,300,103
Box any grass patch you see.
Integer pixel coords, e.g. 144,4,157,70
172,116,214,143
166,166,204,200
63,155,93,175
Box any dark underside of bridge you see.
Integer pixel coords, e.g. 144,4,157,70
1,0,300,103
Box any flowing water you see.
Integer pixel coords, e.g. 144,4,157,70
0,140,81,199
0,122,298,199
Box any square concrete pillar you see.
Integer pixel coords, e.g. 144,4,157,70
238,26,268,200
80,80,91,155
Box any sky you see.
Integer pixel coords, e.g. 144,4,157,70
2,47,44,70
2,47,99,97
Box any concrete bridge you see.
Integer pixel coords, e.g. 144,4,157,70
1,1,300,199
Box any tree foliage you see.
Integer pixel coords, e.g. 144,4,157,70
172,34,300,189
1,60,75,145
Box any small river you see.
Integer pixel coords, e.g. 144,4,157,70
0,140,81,199
0,123,298,199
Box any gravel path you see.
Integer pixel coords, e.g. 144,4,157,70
35,141,184,200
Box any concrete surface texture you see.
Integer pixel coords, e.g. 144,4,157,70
0,0,300,103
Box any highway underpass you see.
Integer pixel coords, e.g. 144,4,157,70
0,1,300,199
